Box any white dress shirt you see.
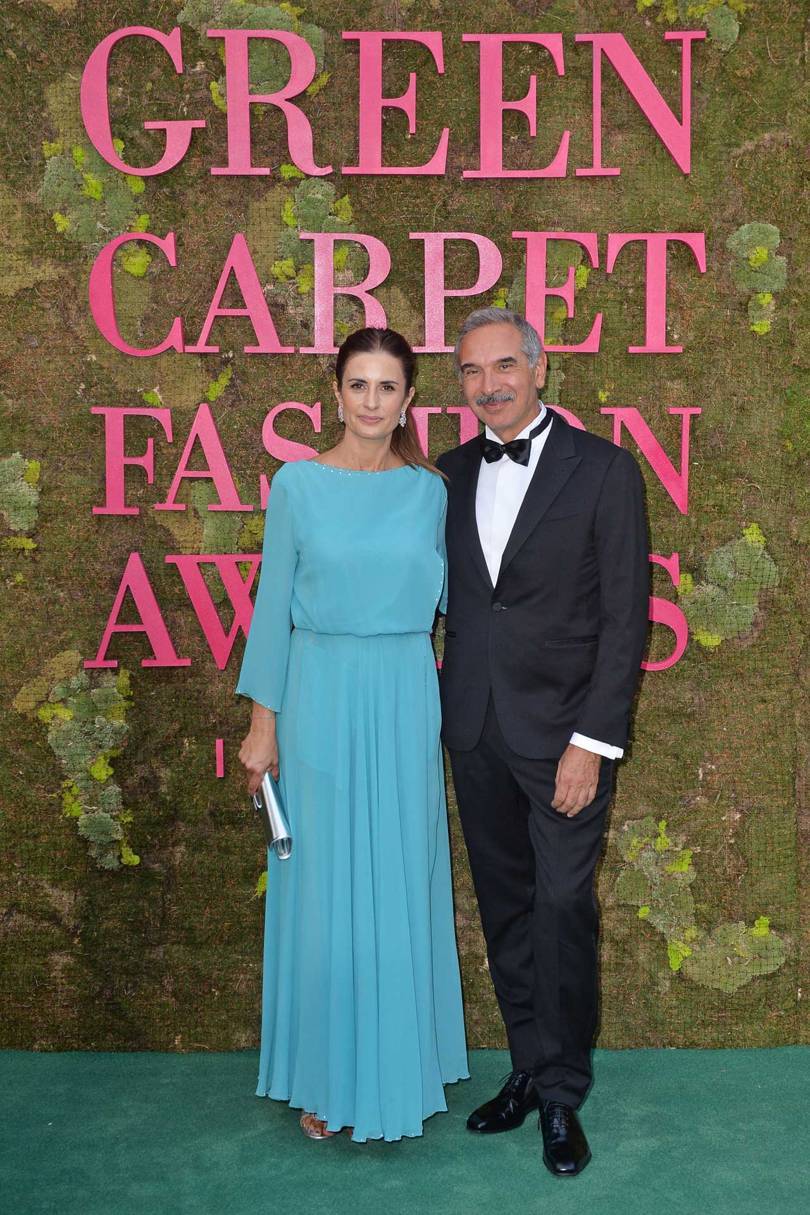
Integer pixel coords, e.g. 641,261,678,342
475,405,623,761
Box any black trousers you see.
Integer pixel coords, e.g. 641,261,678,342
449,697,614,1109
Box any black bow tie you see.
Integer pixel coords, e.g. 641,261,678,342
479,410,552,465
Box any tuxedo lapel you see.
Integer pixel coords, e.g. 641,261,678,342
458,443,494,589
497,414,581,580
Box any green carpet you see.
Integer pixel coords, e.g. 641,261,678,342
2,1048,808,1215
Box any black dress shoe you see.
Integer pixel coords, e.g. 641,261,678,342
466,1070,539,1133
538,1100,592,1177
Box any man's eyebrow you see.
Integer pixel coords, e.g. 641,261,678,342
460,354,518,369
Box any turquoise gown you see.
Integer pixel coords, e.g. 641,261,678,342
235,458,469,1142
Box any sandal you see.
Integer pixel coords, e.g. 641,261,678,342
299,1112,339,1140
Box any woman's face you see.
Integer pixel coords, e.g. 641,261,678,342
334,351,415,442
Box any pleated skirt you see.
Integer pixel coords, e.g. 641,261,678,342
256,629,469,1142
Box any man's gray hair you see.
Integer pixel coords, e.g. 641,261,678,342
454,308,544,370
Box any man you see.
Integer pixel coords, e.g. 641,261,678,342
436,308,648,1177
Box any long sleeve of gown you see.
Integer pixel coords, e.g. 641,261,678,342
235,471,298,712
437,487,448,616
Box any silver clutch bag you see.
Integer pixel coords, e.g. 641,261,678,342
252,771,292,860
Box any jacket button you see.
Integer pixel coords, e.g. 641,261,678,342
492,601,505,612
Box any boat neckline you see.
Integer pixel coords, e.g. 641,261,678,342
305,460,415,475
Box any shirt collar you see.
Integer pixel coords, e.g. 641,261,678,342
484,401,546,444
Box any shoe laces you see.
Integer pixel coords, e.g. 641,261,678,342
499,1069,532,1096
544,1101,571,1135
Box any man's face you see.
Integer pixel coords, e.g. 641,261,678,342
457,322,547,443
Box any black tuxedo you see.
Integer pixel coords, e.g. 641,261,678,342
437,412,649,1108
437,412,649,758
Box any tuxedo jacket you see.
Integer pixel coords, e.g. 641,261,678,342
436,413,649,759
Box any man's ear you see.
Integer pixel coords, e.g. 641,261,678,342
535,353,548,390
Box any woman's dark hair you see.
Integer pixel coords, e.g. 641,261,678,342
334,327,444,477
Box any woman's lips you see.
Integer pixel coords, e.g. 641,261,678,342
358,415,383,424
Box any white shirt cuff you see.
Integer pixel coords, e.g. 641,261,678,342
570,732,624,760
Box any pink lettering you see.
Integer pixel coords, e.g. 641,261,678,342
411,408,442,455
84,552,190,669
81,27,204,175
209,29,329,176
463,34,569,179
92,407,173,516
155,403,252,512
515,232,602,353
606,232,706,353
412,232,503,353
259,402,322,507
89,232,184,356
299,232,391,355
602,406,700,515
186,234,293,355
645,552,689,671
166,554,260,668
446,406,481,445
548,405,587,429
343,32,449,175
576,32,705,176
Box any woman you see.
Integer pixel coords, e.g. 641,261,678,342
236,327,469,1142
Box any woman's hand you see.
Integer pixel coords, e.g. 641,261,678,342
239,704,279,794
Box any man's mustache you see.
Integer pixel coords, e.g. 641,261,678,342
475,391,516,407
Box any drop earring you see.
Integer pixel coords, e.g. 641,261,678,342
338,402,344,423
399,409,407,428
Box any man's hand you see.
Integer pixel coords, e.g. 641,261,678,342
551,744,601,818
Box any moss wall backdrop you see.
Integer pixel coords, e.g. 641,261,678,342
1,0,807,1051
